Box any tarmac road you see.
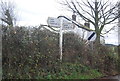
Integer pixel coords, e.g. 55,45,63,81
100,74,120,81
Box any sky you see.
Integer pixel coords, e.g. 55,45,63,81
2,0,120,45
13,0,72,26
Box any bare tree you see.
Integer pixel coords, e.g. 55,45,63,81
0,0,17,27
59,0,120,43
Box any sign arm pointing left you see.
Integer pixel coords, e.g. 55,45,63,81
40,24,59,33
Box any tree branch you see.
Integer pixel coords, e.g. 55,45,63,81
76,0,95,20
101,26,115,35
71,1,95,26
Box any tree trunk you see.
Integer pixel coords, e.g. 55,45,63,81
94,31,101,55
94,1,100,44
95,33,100,44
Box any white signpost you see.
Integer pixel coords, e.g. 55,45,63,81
47,17,75,61
47,16,96,61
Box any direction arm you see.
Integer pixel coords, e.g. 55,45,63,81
57,16,94,31
40,24,59,33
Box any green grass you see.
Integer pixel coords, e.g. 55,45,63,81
36,63,103,79
62,69,103,79
3,61,104,79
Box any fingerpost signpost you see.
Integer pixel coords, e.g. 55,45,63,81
47,16,96,61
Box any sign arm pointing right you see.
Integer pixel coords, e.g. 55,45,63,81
57,16,96,41
57,16,94,31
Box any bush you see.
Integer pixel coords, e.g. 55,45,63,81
2,26,118,79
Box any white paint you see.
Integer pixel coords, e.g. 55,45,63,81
47,17,60,27
85,31,96,41
47,17,74,30
59,18,63,61
62,19,73,30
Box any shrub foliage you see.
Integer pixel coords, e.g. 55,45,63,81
2,26,119,79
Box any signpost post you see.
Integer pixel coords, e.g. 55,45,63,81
59,18,63,61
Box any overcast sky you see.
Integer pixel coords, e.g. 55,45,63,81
2,0,119,45
14,0,72,26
